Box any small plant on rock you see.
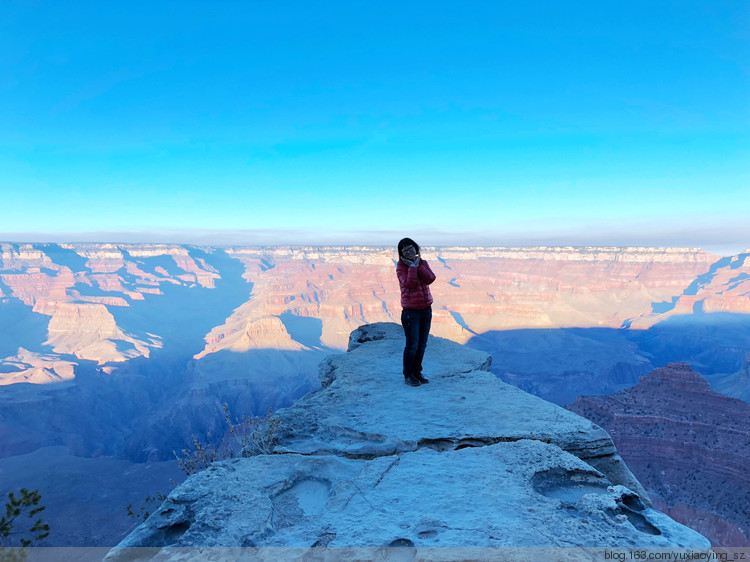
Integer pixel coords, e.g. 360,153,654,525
173,431,232,477
223,403,281,457
126,492,169,521
172,405,280,477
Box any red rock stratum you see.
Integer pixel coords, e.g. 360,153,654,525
567,363,750,547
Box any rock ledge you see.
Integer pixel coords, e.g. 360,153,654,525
112,323,709,550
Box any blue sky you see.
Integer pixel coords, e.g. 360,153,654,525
1,1,748,252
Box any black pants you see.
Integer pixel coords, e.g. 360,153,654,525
401,307,432,378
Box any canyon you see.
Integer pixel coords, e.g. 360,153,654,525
0,242,748,546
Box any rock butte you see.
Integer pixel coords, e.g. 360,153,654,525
111,324,709,551
568,362,750,547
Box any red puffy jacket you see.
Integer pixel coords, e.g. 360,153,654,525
396,259,436,310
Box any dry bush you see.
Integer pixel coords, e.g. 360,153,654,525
223,403,281,457
173,431,232,477
172,404,280,477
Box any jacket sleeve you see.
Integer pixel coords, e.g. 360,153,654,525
417,259,436,285
397,262,419,289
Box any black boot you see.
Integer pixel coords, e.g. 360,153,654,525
404,374,421,386
415,373,429,384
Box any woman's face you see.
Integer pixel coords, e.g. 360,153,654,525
402,245,417,260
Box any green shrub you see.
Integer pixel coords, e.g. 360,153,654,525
0,488,50,547
126,492,169,521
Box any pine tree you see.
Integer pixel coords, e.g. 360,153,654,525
0,489,50,547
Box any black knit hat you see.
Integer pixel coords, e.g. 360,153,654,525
397,237,420,259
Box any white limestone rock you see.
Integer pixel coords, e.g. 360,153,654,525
111,323,709,552
276,323,646,496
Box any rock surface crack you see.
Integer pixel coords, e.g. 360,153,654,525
374,457,400,487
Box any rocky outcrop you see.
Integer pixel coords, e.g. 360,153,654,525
112,324,708,550
41,302,160,363
568,363,750,546
0,347,76,385
196,313,304,357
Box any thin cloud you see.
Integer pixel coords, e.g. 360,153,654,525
1,222,747,255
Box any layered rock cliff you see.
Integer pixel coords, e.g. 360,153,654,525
113,324,708,550
0,242,221,373
568,363,750,546
3,243,747,400
4,243,748,394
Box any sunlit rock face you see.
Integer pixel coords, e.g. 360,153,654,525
433,246,723,333
3,243,747,380
112,324,708,551
0,348,76,385
42,302,159,363
0,242,219,371
210,245,741,352
567,363,750,547
5,241,737,390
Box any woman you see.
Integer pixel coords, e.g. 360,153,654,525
396,237,436,386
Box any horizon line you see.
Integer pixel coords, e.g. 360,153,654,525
0,238,747,257
0,226,748,256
